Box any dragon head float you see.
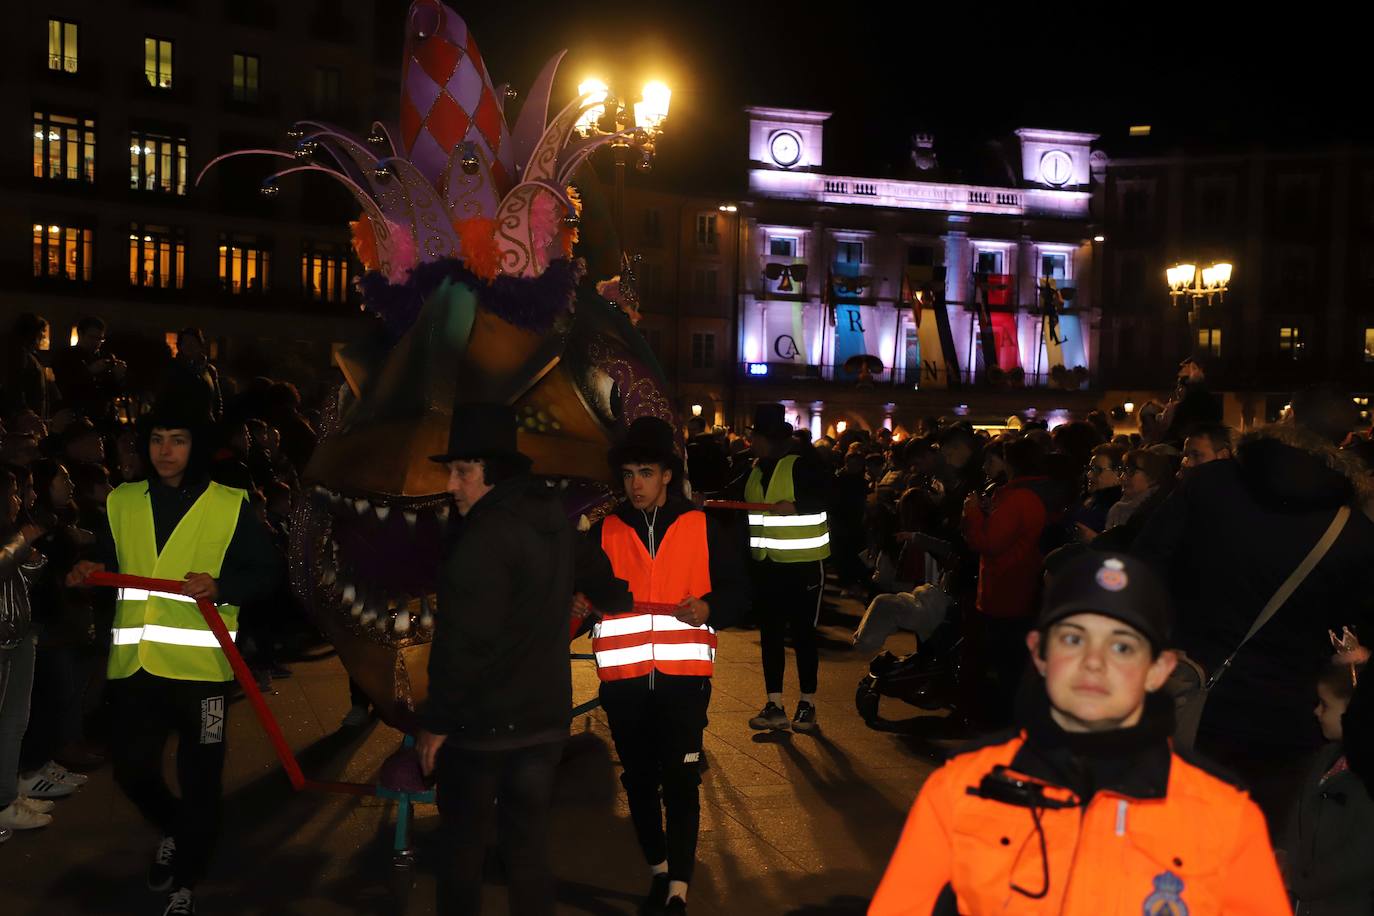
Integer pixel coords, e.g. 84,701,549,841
200,0,674,724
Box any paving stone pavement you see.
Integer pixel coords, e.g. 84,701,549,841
0,589,951,915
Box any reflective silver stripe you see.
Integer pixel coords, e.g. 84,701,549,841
650,615,713,633
109,625,236,648
111,627,144,645
594,616,654,638
749,533,831,551
594,644,655,668
117,588,202,605
747,513,829,528
653,642,715,662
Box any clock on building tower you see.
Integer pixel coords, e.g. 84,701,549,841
1040,150,1073,187
770,131,802,168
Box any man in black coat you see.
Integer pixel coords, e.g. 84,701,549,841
416,403,574,916
1133,418,1374,829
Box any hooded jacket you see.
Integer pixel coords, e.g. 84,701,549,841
420,475,574,748
870,690,1289,916
1286,743,1374,916
1133,425,1374,752
962,477,1053,619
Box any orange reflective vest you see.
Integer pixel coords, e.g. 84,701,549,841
592,510,715,681
869,733,1290,916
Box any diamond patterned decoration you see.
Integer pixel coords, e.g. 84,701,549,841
427,92,471,154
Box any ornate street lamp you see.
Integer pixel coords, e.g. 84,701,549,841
1166,260,1233,355
575,77,671,239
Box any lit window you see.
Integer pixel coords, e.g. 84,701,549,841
313,67,341,111
128,224,186,289
1197,327,1223,358
835,241,865,266
975,249,1003,274
691,332,716,369
1129,125,1151,137
1364,328,1374,363
301,243,350,303
695,214,717,247
232,53,260,103
1041,253,1068,282
145,37,173,89
220,235,272,294
769,237,796,257
1279,326,1305,359
33,112,96,183
130,130,188,195
48,19,78,73
32,222,93,281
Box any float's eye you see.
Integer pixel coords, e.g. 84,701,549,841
583,367,622,425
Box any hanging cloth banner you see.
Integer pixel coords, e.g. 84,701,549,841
990,312,1021,371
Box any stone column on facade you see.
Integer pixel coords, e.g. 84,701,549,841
943,230,970,384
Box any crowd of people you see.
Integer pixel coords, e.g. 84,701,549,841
6,301,1374,915
0,311,321,863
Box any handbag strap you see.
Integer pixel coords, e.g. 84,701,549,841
1207,505,1351,689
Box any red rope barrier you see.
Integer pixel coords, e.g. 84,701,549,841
87,571,375,798
701,500,773,512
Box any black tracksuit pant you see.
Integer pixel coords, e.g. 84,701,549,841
600,674,711,884
752,558,825,695
109,669,229,889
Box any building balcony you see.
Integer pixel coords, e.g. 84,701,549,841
737,362,1091,390
128,71,197,105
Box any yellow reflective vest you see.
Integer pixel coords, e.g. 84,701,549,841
106,480,246,682
744,454,831,562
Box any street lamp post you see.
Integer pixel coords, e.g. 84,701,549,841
576,78,671,242
1166,260,1233,356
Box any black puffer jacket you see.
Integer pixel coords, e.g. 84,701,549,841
420,475,574,748
1133,425,1374,752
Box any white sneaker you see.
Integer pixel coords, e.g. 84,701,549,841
40,760,88,786
0,801,53,829
0,826,12,843
163,887,196,915
16,773,76,799
17,796,56,814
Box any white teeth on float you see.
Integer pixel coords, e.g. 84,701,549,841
394,609,411,634
419,595,435,629
351,599,365,617
321,567,337,586
340,584,356,605
354,498,369,515
403,510,418,530
577,514,591,532
375,505,390,521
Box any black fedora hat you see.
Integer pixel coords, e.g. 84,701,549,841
428,402,529,464
608,416,680,469
750,403,792,439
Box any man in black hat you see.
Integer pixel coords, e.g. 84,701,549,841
66,399,281,916
729,404,833,733
573,417,747,915
415,403,575,916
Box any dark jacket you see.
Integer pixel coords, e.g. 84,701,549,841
420,476,574,747
1133,425,1374,752
685,433,730,496
1287,743,1374,915
1071,485,1123,535
1164,380,1223,443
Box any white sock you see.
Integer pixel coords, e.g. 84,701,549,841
800,693,815,705
650,860,668,876
668,880,688,901
767,692,783,706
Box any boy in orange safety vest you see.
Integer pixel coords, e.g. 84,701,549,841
870,551,1290,916
574,417,747,916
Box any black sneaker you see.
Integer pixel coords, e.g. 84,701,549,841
665,896,687,915
639,873,670,915
162,887,195,915
748,702,789,731
147,835,176,892
792,701,818,733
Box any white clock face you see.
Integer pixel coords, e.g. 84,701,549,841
770,132,802,168
1041,150,1073,187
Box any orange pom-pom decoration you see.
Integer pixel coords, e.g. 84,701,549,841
350,217,380,272
452,216,502,281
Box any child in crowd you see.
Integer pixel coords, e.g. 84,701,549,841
1286,661,1374,915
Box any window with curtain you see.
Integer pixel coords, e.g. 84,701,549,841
32,222,93,281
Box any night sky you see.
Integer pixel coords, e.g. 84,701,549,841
378,2,1355,192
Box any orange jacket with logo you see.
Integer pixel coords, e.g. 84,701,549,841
870,733,1291,916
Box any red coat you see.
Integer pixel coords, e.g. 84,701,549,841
962,477,1048,619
